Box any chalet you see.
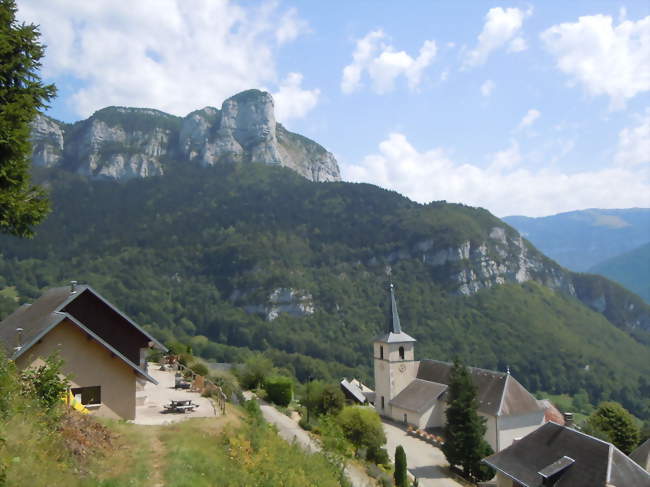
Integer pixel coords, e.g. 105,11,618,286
0,283,167,420
373,284,545,452
482,421,650,486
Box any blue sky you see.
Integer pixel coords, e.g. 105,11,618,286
18,1,650,216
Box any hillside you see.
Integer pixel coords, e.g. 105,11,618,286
504,208,650,271
590,243,650,303
1,164,649,420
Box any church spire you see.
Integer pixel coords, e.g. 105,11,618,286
389,283,402,334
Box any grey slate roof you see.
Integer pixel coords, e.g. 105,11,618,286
0,285,166,383
340,379,367,404
483,422,650,487
631,438,650,471
390,378,447,413
374,284,416,343
416,359,543,417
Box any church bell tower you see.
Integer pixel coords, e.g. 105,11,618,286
372,283,416,418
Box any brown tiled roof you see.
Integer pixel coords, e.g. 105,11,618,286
483,422,650,487
390,379,447,413
537,399,566,425
416,359,542,417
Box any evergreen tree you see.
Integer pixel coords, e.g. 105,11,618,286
442,358,495,481
0,0,55,237
393,445,408,487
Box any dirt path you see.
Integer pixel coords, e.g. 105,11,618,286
146,427,166,487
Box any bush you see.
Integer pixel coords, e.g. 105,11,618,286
236,354,275,390
394,445,407,487
19,353,69,412
337,406,386,453
264,376,293,407
302,381,345,417
189,361,209,377
367,446,390,466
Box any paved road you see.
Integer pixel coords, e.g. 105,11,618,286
382,421,463,487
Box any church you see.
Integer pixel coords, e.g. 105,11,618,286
373,284,545,452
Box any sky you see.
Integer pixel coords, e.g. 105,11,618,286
17,0,650,217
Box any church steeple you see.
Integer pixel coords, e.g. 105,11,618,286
389,283,402,334
374,283,415,343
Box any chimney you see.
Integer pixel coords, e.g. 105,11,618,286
563,412,574,428
14,327,24,353
70,280,78,293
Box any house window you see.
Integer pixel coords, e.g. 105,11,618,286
381,396,385,410
71,386,101,405
403,413,407,424
399,346,405,360
380,345,384,359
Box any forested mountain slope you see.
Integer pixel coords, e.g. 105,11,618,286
589,242,650,303
1,164,648,420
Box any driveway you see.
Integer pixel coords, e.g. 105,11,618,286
383,421,463,487
134,364,217,425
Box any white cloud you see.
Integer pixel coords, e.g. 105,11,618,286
272,72,320,123
541,14,650,109
18,0,311,118
481,80,495,97
517,109,541,130
343,133,650,217
615,108,650,166
464,7,530,68
341,30,437,94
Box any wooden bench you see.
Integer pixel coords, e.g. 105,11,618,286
164,400,197,413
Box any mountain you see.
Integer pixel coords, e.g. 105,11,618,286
29,89,341,182
1,163,649,421
503,209,650,271
589,243,650,303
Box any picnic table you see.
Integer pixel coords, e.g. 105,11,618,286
164,399,197,413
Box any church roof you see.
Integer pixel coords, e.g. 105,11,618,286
483,422,650,487
374,284,416,343
390,378,447,413
416,359,543,417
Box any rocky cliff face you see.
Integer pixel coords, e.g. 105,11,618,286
30,90,341,182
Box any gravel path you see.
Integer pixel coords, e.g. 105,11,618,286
382,421,463,487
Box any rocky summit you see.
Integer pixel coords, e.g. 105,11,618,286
30,89,341,183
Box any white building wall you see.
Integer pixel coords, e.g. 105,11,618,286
426,401,446,428
483,413,498,451
373,340,418,419
498,411,545,450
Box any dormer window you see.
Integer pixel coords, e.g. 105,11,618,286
399,346,405,360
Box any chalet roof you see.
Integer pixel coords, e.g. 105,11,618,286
0,285,166,383
631,438,650,471
483,422,650,487
374,284,416,343
390,378,447,413
416,359,543,417
340,378,367,404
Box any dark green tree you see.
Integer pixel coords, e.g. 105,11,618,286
442,358,495,481
583,401,640,454
393,445,408,487
0,0,55,237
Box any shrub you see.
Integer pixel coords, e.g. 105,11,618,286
189,361,209,377
394,445,407,487
264,376,293,407
19,353,69,412
337,406,386,453
367,446,390,466
236,354,275,390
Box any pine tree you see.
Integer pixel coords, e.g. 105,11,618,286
583,402,640,454
393,445,408,487
0,0,55,237
442,358,495,481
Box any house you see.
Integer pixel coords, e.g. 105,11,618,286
482,421,650,486
631,438,650,472
373,284,544,452
340,378,372,404
0,283,167,420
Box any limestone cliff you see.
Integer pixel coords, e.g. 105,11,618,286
30,90,341,182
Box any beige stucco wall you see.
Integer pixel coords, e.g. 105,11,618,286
15,319,137,420
426,401,446,428
483,413,498,451
373,340,418,418
498,411,545,450
495,472,514,487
